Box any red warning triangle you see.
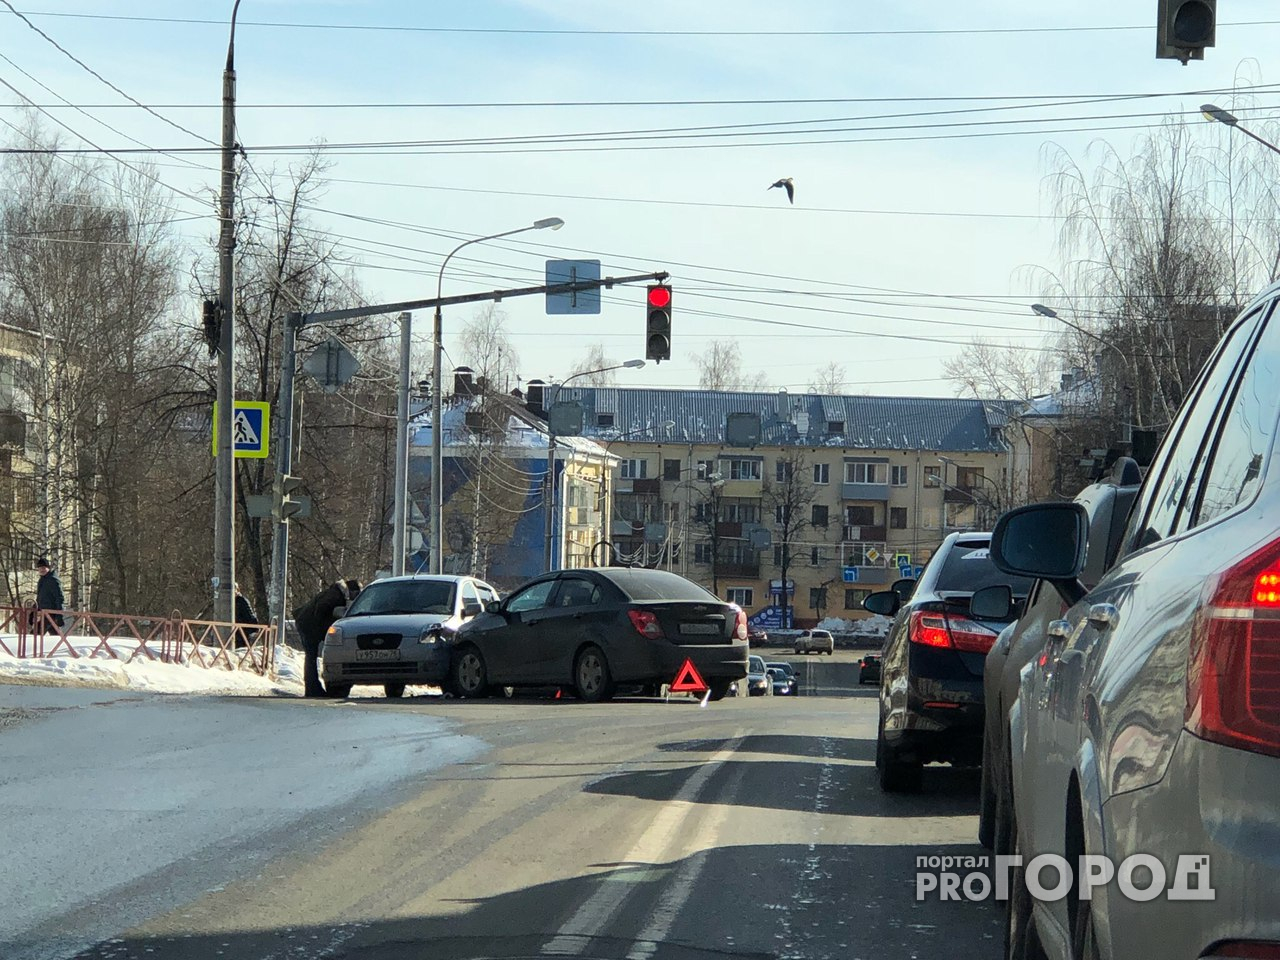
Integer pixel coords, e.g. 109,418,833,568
669,658,708,693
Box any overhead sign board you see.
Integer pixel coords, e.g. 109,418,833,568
843,566,859,583
725,412,762,448
212,401,270,459
545,259,602,315
301,336,361,393
548,400,585,436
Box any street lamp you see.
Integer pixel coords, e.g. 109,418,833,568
937,455,1003,525
544,359,645,572
1201,103,1280,157
429,217,563,575
592,420,676,568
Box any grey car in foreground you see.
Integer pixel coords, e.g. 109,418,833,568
994,285,1280,960
321,575,497,698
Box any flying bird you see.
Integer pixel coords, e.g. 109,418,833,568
768,177,794,204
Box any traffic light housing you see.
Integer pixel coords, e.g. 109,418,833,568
273,473,306,520
646,284,672,362
1157,0,1215,63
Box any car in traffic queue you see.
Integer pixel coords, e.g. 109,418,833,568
863,531,1031,792
978,460,1141,855
745,654,773,696
320,574,498,698
765,661,797,696
994,285,1280,960
857,652,882,685
793,628,835,655
447,567,749,702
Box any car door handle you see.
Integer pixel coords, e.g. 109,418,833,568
1087,603,1118,628
1047,619,1071,639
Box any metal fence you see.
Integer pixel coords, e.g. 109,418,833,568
0,606,276,676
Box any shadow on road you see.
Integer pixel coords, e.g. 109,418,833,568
59,842,999,960
657,734,875,761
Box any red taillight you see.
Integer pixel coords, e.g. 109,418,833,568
908,610,997,653
628,609,664,640
1187,541,1280,758
734,608,748,641
1204,942,1280,959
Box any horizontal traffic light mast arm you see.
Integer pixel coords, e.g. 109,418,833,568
294,271,670,326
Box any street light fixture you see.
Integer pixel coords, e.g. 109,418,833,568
429,217,564,575
1201,102,1280,157
544,359,646,571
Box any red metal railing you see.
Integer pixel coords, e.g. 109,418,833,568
0,605,276,676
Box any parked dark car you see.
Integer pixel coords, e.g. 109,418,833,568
977,462,1140,853
864,531,1032,791
447,568,749,702
857,653,881,685
765,660,797,695
747,625,768,645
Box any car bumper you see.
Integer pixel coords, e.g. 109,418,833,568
884,675,985,763
321,645,450,686
644,641,749,684
1093,730,1280,960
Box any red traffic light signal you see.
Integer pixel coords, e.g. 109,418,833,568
645,284,672,362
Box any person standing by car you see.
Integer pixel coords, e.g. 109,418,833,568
33,557,64,635
293,579,362,698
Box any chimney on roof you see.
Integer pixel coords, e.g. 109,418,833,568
453,366,475,397
526,379,546,416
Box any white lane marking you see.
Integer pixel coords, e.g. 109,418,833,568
541,737,742,957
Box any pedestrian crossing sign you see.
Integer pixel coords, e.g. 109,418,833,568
212,401,270,459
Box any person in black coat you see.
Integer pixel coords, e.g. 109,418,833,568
34,557,65,634
293,579,362,697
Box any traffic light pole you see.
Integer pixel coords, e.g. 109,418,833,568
268,313,301,635
392,312,411,576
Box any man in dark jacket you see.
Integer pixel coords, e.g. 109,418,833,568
34,557,65,634
293,579,361,698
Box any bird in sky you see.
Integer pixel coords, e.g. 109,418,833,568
768,177,794,204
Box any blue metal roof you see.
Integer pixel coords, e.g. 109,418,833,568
567,388,1007,452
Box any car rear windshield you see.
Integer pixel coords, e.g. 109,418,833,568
935,543,1034,596
605,570,719,602
346,579,456,616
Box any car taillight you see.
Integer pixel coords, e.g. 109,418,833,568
1204,942,1280,959
734,608,748,641
1187,540,1280,758
628,609,664,640
908,610,998,653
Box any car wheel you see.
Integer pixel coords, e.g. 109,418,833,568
384,683,406,699
450,645,491,699
707,679,731,701
573,645,616,703
978,733,996,850
326,683,352,699
875,720,922,793
1004,827,1048,960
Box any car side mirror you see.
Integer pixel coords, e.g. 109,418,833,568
990,502,1089,605
484,599,504,615
863,590,899,617
333,606,347,619
462,601,483,619
970,584,1013,621
890,577,917,602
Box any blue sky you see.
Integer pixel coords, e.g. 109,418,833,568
4,1,1280,396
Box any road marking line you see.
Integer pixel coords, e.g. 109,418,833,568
540,736,742,957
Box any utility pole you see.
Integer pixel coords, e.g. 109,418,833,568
212,0,242,623
392,312,411,575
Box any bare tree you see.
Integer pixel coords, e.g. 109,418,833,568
695,339,769,391
567,342,619,385
457,304,520,394
760,449,820,630
808,361,847,394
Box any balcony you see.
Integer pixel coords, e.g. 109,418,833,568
719,561,760,578
843,524,886,542
716,520,743,538
943,486,982,504
842,482,890,501
632,478,662,495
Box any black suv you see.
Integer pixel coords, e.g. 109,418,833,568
864,532,1032,791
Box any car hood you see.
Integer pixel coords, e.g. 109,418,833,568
334,612,452,634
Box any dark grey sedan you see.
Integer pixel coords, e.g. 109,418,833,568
448,568,749,702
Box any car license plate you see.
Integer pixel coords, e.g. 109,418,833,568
679,622,720,635
355,649,401,661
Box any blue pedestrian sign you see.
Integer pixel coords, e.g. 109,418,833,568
212,401,270,459
545,259,602,315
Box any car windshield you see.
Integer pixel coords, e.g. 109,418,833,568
749,656,765,673
344,579,456,616
935,542,1034,596
768,663,793,675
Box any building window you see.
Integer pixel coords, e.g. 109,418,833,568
956,466,985,490
775,459,794,482
813,463,829,484
774,504,787,525
890,506,908,529
811,504,829,527
723,458,762,481
809,586,827,609
891,465,909,486
844,461,886,484
696,459,716,479
844,588,871,610
596,413,615,427
695,542,714,564
826,420,845,434
663,458,681,481
726,501,760,523
664,502,682,523
923,465,941,487
773,544,784,566
810,546,822,566
727,587,754,607
845,505,876,526
620,459,648,479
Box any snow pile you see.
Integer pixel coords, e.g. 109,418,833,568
0,634,304,695
816,615,893,638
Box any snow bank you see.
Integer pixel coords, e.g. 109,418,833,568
816,615,893,637
0,634,305,696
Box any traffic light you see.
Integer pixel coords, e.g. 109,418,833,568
1157,0,1215,63
646,284,672,362
273,473,307,520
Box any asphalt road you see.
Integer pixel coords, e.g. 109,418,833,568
54,654,1000,960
